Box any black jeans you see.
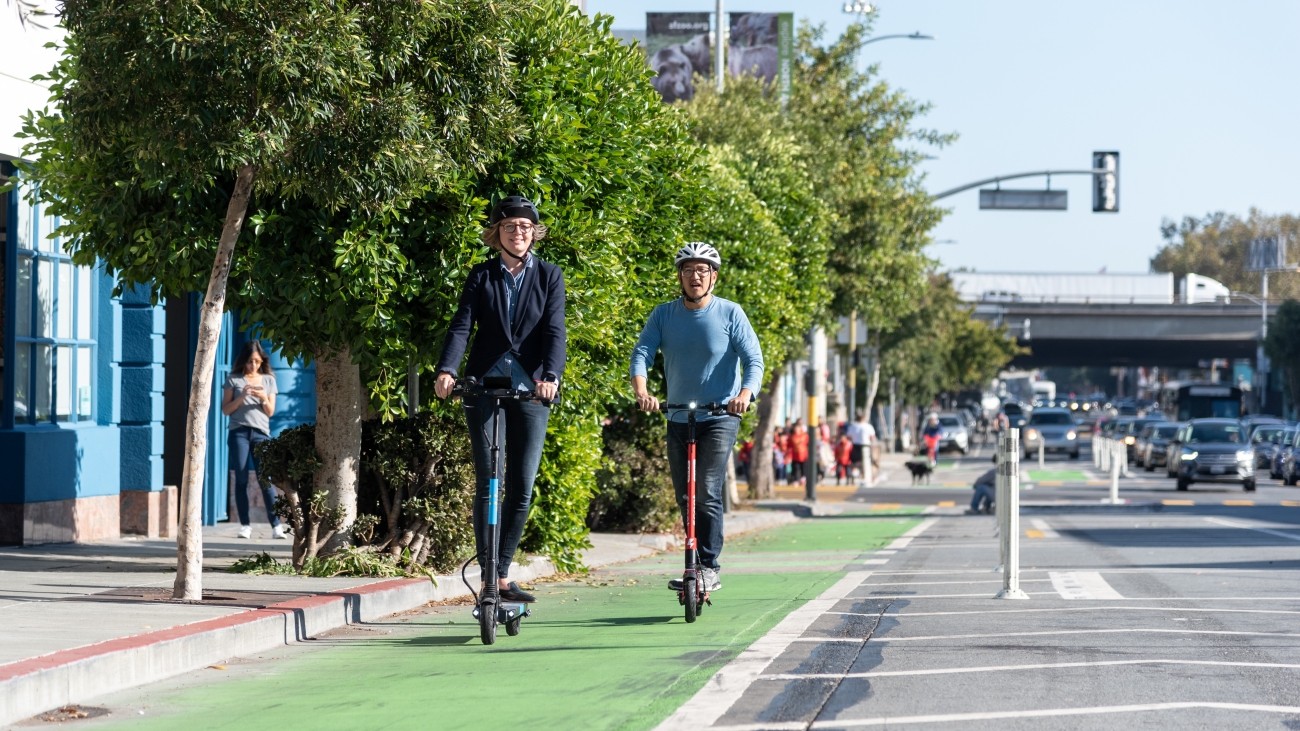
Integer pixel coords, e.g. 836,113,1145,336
667,416,740,571
228,426,280,527
464,396,550,579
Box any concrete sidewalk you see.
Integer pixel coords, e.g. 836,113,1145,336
0,509,797,727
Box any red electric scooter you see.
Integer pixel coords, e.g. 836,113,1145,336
658,400,746,623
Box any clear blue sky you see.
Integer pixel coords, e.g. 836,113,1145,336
584,0,1300,275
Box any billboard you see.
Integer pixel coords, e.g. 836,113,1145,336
728,12,794,103
645,12,712,103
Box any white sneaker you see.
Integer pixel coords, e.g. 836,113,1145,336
237,525,252,539
701,567,721,592
272,524,289,539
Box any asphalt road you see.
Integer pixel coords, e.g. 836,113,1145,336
44,448,1300,731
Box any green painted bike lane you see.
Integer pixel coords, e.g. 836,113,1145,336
89,513,921,731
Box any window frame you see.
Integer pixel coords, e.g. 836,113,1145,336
3,170,97,429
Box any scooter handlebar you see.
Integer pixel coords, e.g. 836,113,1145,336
452,377,552,404
658,398,755,418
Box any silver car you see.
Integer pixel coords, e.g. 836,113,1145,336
1021,407,1080,460
936,412,970,455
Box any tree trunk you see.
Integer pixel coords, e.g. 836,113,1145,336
173,163,256,601
748,374,783,499
315,347,362,554
863,358,881,428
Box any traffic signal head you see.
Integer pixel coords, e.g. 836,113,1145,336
1092,151,1119,213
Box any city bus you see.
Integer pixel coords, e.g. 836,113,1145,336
1157,382,1243,421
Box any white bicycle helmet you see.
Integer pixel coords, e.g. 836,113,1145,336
674,241,722,271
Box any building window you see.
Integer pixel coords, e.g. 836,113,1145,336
5,176,96,426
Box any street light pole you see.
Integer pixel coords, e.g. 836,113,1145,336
715,0,725,93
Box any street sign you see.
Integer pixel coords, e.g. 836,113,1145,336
979,189,1067,210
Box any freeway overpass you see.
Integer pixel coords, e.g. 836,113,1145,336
971,301,1275,367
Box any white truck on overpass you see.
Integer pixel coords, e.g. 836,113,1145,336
950,272,1230,305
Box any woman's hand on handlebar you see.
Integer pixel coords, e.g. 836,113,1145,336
434,372,456,400
535,380,559,403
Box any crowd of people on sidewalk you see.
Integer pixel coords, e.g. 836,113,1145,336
735,412,882,486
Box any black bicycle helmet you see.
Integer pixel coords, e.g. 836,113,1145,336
489,195,540,224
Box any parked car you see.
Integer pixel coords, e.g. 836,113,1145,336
1021,407,1080,460
1248,424,1289,470
1270,428,1297,480
1137,422,1182,471
936,412,970,454
1170,418,1254,492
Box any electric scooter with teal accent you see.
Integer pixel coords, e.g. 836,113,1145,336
455,376,543,645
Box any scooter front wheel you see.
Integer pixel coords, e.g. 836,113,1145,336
684,577,698,623
479,600,498,645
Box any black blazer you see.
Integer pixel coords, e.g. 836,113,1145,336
436,256,566,383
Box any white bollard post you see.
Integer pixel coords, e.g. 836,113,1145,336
1108,440,1121,503
1038,440,1045,468
1121,441,1131,477
996,429,1029,600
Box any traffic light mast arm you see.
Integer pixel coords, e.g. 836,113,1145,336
931,168,1112,201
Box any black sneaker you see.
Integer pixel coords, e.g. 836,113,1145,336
499,581,535,603
668,578,684,591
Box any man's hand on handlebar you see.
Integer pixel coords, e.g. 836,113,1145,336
727,389,754,416
635,392,660,413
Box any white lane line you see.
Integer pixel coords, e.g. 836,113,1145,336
850,591,1055,599
761,658,1300,680
1206,516,1300,541
1050,571,1124,599
886,605,1300,617
874,550,898,555
707,702,1300,731
656,519,943,731
872,628,1300,642
1028,518,1058,537
765,702,1300,729
653,571,875,731
860,593,1300,601
864,578,1053,587
861,559,890,565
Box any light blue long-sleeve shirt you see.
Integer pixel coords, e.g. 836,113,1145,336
630,296,764,423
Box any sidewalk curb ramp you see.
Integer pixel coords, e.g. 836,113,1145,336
0,509,797,726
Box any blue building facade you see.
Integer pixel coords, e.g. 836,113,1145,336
1,162,316,545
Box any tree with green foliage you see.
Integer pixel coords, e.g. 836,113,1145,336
880,274,1021,415
679,75,833,498
1264,300,1300,418
1150,210,1300,300
21,0,518,599
24,0,717,579
679,20,949,494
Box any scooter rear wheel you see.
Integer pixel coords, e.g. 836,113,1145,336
480,600,498,645
684,577,698,623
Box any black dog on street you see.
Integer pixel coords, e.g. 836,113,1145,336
905,459,933,485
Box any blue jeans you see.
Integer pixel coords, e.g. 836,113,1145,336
464,396,550,579
229,426,281,527
971,482,995,513
667,416,740,571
